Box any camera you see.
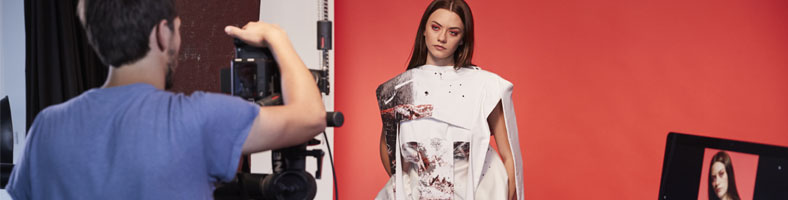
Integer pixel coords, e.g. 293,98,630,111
221,39,282,105
216,39,341,200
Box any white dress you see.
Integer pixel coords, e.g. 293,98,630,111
375,65,524,200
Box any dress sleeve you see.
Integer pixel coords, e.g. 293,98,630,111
481,74,525,200
481,74,514,118
376,71,417,176
377,82,400,175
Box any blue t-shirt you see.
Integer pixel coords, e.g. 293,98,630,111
5,83,259,199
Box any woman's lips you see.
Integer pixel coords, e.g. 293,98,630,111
434,45,446,50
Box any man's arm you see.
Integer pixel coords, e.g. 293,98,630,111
225,21,326,154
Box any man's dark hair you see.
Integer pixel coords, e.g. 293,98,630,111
80,0,177,67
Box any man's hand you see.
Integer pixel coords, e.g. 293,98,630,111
224,21,286,48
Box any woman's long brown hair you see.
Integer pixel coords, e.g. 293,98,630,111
406,0,475,70
708,151,741,200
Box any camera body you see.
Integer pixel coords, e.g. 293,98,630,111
217,39,326,200
224,39,283,106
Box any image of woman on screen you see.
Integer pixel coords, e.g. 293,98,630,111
374,0,524,199
708,151,741,200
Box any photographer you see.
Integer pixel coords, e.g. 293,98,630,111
6,0,325,199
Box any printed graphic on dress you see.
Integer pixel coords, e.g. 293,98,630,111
401,138,454,199
453,141,470,161
377,71,434,174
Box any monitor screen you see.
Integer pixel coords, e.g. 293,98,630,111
659,132,788,200
697,148,758,200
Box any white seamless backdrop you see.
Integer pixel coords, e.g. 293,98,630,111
254,1,335,199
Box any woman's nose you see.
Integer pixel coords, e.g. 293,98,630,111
437,32,447,43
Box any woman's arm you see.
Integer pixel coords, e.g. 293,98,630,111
488,100,516,200
380,131,393,176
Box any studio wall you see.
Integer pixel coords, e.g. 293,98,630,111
170,0,259,94
334,0,788,199
0,0,25,198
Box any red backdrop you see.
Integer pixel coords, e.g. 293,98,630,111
334,0,788,199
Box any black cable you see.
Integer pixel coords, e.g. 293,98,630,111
322,131,338,200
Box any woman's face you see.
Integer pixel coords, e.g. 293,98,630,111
711,161,729,198
423,8,464,65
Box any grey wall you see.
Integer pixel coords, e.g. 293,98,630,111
0,0,26,198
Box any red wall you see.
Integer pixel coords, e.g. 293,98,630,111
334,0,788,199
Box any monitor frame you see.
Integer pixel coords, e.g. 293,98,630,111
658,132,788,200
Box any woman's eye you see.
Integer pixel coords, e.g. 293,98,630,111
450,31,459,36
431,25,439,31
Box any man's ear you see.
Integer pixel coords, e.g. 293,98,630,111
154,19,172,52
